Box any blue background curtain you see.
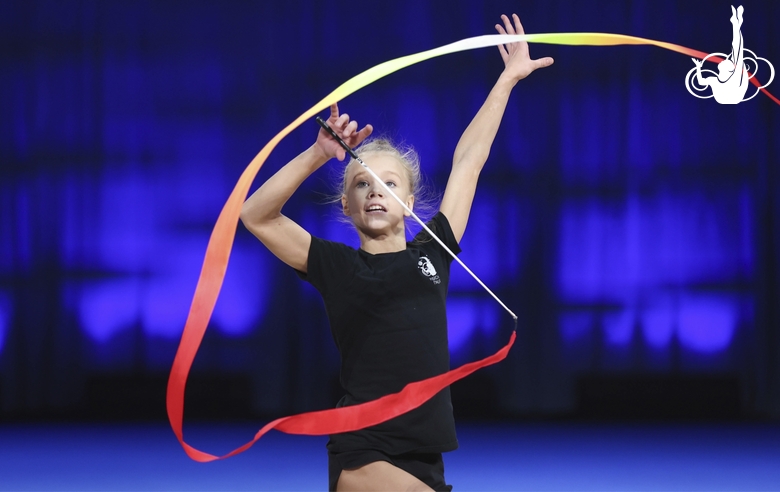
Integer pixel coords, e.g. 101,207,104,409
1,0,778,419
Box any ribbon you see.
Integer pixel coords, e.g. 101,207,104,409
176,332,516,462
168,32,779,463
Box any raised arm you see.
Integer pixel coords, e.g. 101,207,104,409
240,104,372,272
440,14,553,242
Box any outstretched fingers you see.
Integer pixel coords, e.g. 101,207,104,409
495,23,509,62
343,120,373,150
495,13,553,80
496,14,523,57
341,118,358,138
510,13,525,36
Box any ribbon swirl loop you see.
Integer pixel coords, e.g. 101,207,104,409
167,31,778,463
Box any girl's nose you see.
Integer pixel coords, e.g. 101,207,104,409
369,187,384,198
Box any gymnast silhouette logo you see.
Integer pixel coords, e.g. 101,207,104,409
418,256,441,285
685,5,774,104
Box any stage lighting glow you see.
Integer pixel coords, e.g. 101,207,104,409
138,244,267,339
558,187,751,354
448,299,478,352
451,199,502,291
141,275,194,338
641,302,676,348
677,296,736,353
95,172,153,272
211,244,268,337
602,309,634,346
79,279,141,343
447,298,501,353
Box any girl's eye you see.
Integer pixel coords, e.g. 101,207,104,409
385,181,396,187
356,181,368,188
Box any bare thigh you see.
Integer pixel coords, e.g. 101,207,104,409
336,460,434,492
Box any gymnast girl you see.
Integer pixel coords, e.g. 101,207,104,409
240,13,552,492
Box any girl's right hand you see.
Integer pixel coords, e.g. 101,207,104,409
315,104,373,161
494,13,553,84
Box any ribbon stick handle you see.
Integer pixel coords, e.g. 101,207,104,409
315,117,361,159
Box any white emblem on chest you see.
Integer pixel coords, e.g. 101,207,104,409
418,256,441,285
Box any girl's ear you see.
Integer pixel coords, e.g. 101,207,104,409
404,195,415,217
341,194,350,216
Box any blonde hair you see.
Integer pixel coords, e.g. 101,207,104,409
334,137,438,232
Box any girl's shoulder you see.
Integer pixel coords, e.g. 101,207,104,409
411,211,448,243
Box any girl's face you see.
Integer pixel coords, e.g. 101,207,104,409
341,153,415,239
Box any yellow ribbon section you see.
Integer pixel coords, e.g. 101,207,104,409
168,32,777,458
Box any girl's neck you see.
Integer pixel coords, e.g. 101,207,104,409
359,232,407,255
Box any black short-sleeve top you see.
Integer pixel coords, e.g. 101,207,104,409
297,212,461,455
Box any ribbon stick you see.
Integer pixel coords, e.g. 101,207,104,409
168,32,779,463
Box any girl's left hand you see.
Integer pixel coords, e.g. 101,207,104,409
495,13,554,83
315,104,373,161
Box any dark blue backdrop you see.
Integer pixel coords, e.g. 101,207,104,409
1,0,778,419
